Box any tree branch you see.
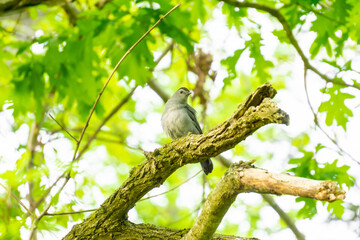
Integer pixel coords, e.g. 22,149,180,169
183,161,345,240
215,155,305,240
112,222,257,240
63,83,289,239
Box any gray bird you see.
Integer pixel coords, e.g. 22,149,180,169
161,87,213,175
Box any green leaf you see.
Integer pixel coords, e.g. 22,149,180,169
315,144,325,153
331,0,351,23
273,29,290,44
319,159,355,188
221,48,247,87
246,32,274,82
309,15,336,58
158,22,194,52
295,197,317,218
222,3,247,30
288,150,317,179
318,85,355,130
0,59,12,84
327,200,345,218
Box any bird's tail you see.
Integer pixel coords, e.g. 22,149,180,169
200,159,213,175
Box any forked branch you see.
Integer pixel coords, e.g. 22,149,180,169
183,161,346,240
64,83,289,239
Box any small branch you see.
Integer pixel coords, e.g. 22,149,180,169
304,66,360,165
239,168,345,200
153,40,174,68
45,208,97,216
77,86,137,159
0,182,33,216
49,114,78,142
29,174,70,240
139,170,202,202
148,78,169,102
262,194,305,240
32,172,65,211
183,162,345,239
147,40,175,103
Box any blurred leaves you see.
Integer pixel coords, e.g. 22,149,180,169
0,0,359,239
289,148,355,219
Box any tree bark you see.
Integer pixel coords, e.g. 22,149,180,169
97,221,258,240
183,162,345,239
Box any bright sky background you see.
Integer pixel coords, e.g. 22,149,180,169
0,6,359,240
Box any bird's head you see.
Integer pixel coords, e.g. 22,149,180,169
170,87,191,104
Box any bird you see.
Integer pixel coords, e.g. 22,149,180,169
161,87,213,175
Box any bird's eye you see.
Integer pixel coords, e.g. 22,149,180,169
180,90,183,94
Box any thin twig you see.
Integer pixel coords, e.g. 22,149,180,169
303,65,360,165
0,182,33,216
69,3,181,167
49,113,78,142
148,78,170,102
45,208,97,216
29,175,71,239
139,170,202,202
77,86,137,159
168,204,202,227
153,40,175,68
33,172,66,211
262,194,305,240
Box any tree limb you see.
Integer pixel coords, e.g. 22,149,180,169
63,83,289,239
183,161,345,240
215,155,305,240
109,222,258,240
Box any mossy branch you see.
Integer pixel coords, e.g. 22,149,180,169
63,83,289,239
183,162,346,240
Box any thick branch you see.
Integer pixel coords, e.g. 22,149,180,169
111,222,257,240
63,83,289,239
216,155,305,240
183,162,346,240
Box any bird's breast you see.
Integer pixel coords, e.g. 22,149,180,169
161,107,198,139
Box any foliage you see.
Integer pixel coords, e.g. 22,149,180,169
0,0,359,239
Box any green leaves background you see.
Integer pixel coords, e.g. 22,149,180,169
0,0,359,239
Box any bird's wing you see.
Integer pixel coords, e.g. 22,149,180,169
185,104,202,134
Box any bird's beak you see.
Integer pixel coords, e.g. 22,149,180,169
186,91,192,96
